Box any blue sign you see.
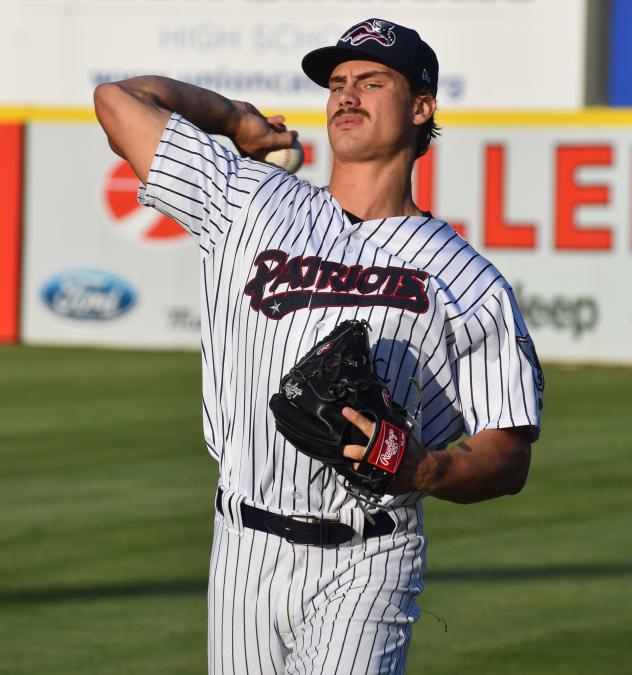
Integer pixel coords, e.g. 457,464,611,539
42,269,136,320
609,0,632,105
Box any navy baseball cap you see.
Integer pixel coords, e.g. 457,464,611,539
302,18,439,95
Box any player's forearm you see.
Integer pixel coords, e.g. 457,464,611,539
106,76,242,137
411,428,531,503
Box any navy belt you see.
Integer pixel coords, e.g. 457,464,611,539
216,487,394,546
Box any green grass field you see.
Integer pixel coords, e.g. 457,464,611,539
1,345,631,674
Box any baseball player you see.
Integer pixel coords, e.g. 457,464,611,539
94,17,543,675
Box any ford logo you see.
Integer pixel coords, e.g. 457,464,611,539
42,269,136,320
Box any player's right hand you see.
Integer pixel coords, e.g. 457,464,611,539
231,100,297,160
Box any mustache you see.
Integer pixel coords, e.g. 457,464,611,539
331,107,370,122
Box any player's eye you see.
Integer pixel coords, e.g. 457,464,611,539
331,85,344,93
365,82,381,90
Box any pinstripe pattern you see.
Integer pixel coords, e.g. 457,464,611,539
209,501,425,675
140,113,543,674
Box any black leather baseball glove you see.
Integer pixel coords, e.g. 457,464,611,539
269,319,412,502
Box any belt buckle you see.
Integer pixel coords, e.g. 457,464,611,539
282,514,339,545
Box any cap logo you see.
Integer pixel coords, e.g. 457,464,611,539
340,19,396,48
422,68,431,84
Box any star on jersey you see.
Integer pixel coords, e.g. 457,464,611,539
244,248,430,319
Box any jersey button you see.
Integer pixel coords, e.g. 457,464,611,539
352,231,362,239
293,491,302,500
345,245,354,255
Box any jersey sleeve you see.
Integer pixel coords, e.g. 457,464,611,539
138,112,277,255
451,285,544,441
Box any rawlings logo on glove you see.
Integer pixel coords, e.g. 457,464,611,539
368,421,407,473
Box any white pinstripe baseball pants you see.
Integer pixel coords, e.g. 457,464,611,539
208,497,425,675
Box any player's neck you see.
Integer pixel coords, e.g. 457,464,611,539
328,156,422,220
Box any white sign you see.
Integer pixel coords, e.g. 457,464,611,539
22,123,201,349
22,113,632,363
416,122,631,364
1,0,586,109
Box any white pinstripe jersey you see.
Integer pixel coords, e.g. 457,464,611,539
139,113,544,515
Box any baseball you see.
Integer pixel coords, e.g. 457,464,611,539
264,139,304,174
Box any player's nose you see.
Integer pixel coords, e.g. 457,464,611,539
338,84,361,107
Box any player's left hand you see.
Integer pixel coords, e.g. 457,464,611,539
341,407,430,494
340,407,375,463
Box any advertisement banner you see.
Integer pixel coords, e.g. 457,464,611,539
21,112,632,363
413,115,631,364
21,123,201,349
1,0,587,110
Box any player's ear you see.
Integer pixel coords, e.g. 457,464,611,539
412,93,436,127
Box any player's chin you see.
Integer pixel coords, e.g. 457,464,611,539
330,135,378,163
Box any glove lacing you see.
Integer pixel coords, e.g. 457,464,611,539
289,345,373,403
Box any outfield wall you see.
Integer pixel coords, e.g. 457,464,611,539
2,109,632,364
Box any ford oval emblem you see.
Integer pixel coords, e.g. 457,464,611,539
41,269,136,320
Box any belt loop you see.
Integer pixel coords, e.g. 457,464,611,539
233,493,245,537
389,509,400,541
220,487,244,536
221,489,231,527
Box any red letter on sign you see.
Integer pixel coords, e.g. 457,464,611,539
415,148,467,238
555,145,612,250
484,145,536,248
